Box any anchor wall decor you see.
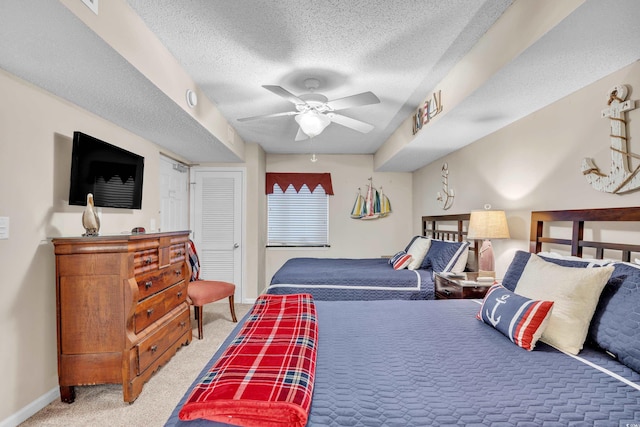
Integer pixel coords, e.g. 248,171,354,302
436,162,455,210
582,84,639,194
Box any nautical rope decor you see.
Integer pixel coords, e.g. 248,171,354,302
436,162,455,210
582,84,639,194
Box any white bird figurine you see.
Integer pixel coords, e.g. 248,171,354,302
82,193,100,236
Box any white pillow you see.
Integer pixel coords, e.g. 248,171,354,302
514,253,614,355
406,237,431,270
450,247,469,273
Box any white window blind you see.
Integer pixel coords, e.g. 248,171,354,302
267,184,329,246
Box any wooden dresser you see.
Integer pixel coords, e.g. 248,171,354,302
51,231,192,403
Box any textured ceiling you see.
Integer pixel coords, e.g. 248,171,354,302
126,0,512,156
1,1,639,171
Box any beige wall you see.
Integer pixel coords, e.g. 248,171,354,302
265,154,414,290
412,60,640,278
0,69,176,423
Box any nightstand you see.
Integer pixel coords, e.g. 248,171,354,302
434,272,493,300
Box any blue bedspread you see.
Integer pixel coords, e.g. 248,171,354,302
267,257,434,300
166,300,640,426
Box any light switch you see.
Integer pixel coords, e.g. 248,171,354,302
0,217,9,240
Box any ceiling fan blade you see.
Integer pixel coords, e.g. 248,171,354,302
263,85,307,105
329,114,375,133
295,127,309,141
325,91,380,111
237,111,298,122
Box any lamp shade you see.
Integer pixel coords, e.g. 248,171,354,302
295,111,331,137
467,210,510,240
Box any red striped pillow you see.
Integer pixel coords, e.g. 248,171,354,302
392,253,413,270
477,284,554,351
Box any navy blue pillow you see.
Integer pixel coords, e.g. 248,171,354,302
501,251,532,291
588,262,640,374
421,240,469,272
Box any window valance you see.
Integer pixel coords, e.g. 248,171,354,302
266,172,334,195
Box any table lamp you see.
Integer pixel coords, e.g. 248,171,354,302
467,209,510,276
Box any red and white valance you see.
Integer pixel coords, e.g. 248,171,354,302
266,172,334,195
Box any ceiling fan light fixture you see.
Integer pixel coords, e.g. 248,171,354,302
295,111,331,137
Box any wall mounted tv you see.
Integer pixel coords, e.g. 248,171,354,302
68,131,144,209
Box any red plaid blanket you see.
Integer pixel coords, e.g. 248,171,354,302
179,293,318,427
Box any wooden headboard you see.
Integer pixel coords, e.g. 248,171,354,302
422,213,470,241
421,214,480,264
530,207,640,261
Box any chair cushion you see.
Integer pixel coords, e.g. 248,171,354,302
188,280,236,306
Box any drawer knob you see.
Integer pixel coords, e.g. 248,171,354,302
145,281,153,289
144,257,152,265
443,289,451,296
177,291,183,298
150,345,158,353
147,308,155,317
179,321,186,328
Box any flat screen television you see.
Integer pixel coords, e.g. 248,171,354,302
69,131,144,209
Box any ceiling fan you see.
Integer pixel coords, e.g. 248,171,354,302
238,78,380,141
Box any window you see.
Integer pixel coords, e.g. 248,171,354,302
267,184,329,246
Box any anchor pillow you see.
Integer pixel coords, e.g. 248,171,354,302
477,284,554,351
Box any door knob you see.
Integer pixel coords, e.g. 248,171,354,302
233,243,239,249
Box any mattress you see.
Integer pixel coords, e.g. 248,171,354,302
267,258,434,300
166,299,640,426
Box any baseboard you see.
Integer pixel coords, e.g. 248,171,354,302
242,297,256,304
0,387,59,427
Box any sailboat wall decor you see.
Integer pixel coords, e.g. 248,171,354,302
350,177,391,220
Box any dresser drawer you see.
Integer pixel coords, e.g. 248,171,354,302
134,281,188,333
136,262,185,301
170,243,187,264
136,306,190,373
134,248,159,275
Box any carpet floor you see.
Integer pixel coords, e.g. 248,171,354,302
21,302,252,426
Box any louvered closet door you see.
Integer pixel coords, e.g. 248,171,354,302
192,169,243,301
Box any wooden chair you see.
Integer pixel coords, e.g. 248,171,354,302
187,240,237,339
